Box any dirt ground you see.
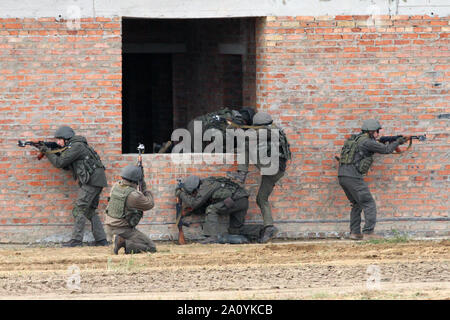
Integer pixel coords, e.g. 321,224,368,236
0,239,448,300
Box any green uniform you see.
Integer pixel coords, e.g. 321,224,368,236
105,179,156,254
237,123,290,227
187,108,246,152
179,177,250,237
44,135,107,242
338,133,402,234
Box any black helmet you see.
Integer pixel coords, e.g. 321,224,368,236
120,165,142,183
183,175,200,193
252,112,273,126
239,107,256,125
54,126,75,140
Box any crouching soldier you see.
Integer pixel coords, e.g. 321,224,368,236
105,165,157,254
176,175,263,244
38,126,108,247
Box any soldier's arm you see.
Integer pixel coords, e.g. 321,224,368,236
179,184,216,211
126,187,154,211
45,143,83,168
363,138,401,154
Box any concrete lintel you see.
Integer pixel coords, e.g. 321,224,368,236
0,0,449,19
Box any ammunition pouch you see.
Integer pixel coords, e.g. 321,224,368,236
125,210,143,228
357,156,374,175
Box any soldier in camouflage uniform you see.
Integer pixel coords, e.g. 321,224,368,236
228,112,291,243
186,107,255,152
38,126,108,247
105,165,156,254
338,119,407,240
176,175,262,244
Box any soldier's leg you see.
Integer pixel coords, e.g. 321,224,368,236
203,203,224,237
86,187,107,242
339,177,363,234
123,228,157,254
354,181,377,234
228,198,249,232
71,185,91,242
256,170,285,227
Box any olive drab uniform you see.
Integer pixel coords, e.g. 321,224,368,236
44,135,108,243
338,133,403,235
178,177,250,238
237,123,291,227
187,107,246,152
105,179,156,254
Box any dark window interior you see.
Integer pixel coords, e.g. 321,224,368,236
122,17,256,153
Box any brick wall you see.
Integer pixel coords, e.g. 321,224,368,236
254,15,449,236
0,15,448,243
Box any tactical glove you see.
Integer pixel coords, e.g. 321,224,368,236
38,144,49,153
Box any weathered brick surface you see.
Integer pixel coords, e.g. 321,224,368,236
0,16,448,243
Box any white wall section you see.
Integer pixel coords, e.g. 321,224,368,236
0,0,448,18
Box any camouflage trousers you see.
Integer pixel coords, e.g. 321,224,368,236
338,176,377,234
256,170,285,227
203,198,249,237
71,184,107,242
105,225,156,254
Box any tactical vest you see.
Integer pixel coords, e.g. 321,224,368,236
106,183,143,227
259,124,292,160
339,133,373,175
205,177,248,202
71,142,106,184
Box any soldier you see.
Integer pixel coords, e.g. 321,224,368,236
105,165,156,254
176,175,262,244
38,126,108,247
186,107,256,152
337,119,407,240
228,112,291,243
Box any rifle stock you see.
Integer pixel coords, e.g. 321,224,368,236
176,179,191,245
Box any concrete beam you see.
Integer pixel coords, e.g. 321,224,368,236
0,0,448,18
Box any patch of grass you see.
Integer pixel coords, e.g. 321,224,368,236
359,229,410,245
106,254,146,272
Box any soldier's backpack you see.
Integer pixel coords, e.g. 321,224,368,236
339,133,373,174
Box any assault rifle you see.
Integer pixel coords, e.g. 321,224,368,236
175,178,191,245
378,135,426,153
136,143,145,192
17,140,65,160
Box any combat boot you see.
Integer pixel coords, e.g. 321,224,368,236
259,226,278,243
62,239,83,247
349,233,363,240
227,171,247,184
112,235,126,254
95,239,109,246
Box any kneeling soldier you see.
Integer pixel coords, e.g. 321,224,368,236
105,165,157,254
176,175,261,244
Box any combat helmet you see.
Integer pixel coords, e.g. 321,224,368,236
54,126,75,140
361,119,382,132
183,175,200,193
252,112,273,126
121,165,142,183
